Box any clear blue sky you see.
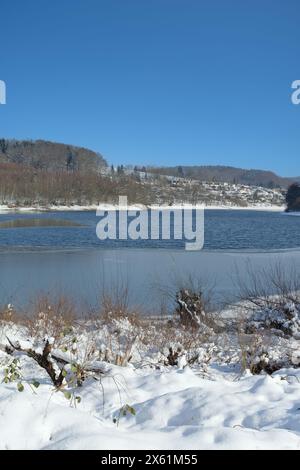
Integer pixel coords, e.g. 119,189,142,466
0,0,299,175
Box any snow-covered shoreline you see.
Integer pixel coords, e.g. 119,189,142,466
0,203,286,213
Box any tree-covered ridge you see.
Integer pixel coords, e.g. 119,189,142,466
0,139,107,172
0,138,291,208
147,165,300,189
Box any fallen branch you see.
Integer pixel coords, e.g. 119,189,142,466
6,336,64,387
5,337,111,387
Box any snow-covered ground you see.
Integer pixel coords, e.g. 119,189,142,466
1,310,300,450
1,352,300,449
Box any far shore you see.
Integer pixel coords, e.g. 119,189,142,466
0,203,286,213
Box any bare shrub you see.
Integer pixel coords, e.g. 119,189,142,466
0,303,17,323
87,279,142,366
99,291,140,328
24,294,77,342
99,280,130,320
235,261,300,338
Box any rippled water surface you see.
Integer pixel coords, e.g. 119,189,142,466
0,209,298,251
0,209,299,311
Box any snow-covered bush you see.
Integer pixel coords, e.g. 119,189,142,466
238,324,300,375
245,302,300,338
96,315,139,366
239,332,286,374
159,343,215,373
236,261,300,339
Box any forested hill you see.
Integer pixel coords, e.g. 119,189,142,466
0,139,107,172
0,139,297,190
147,165,300,189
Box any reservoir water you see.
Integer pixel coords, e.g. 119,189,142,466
0,209,299,313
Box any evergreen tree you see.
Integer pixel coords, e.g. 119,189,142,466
178,166,184,177
286,183,300,211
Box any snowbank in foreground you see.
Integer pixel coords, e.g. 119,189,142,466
1,294,299,450
1,353,300,450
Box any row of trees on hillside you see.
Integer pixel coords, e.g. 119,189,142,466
0,163,154,206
